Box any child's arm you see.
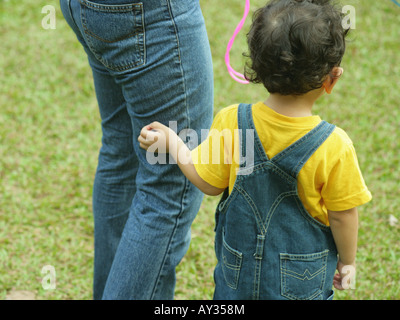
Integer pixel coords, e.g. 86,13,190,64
138,122,225,196
328,207,358,290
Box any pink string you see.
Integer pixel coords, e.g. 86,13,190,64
225,0,250,84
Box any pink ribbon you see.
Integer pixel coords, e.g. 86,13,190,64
225,0,251,84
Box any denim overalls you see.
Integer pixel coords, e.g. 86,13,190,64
213,104,338,300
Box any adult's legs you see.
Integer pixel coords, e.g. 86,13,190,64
60,0,213,299
61,0,140,299
102,0,213,300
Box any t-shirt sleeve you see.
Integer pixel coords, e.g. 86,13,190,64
191,107,237,189
322,140,372,211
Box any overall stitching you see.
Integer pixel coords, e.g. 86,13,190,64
280,250,328,300
271,122,324,163
291,125,334,178
294,195,332,232
237,161,297,184
235,185,266,235
263,191,298,236
253,234,265,299
221,228,242,289
214,103,337,300
240,105,268,164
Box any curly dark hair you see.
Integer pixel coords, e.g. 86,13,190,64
244,0,350,95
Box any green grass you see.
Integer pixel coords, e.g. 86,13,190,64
1,0,399,300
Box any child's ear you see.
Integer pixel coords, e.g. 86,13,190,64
323,67,344,94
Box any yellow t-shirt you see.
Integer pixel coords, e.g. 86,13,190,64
191,102,372,225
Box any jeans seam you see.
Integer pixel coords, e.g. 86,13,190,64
79,0,142,12
264,191,297,235
150,2,192,298
291,125,332,177
165,0,181,62
65,0,78,29
150,176,191,299
294,196,332,231
151,2,192,296
269,162,296,184
165,0,190,129
235,186,266,235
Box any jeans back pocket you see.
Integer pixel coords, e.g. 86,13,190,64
280,250,329,300
80,0,145,73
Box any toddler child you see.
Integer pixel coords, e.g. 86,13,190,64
138,0,372,300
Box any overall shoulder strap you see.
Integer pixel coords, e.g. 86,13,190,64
271,121,336,178
237,103,268,168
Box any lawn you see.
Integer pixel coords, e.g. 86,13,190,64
0,0,399,300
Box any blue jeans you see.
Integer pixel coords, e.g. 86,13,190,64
60,0,213,299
